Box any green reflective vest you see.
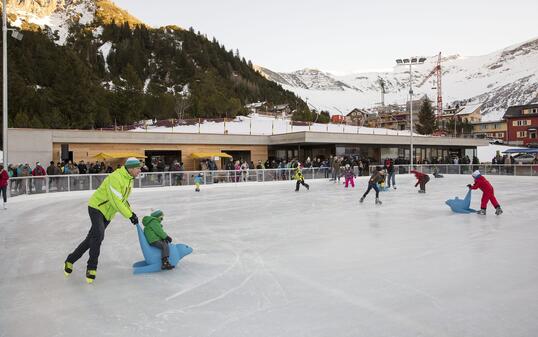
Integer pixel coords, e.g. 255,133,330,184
88,166,134,221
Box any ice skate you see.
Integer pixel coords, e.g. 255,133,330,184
359,196,364,203
161,257,175,270
2,202,6,210
477,209,486,215
64,261,73,277
418,190,425,193
86,269,96,284
393,186,397,190
495,206,503,216
375,198,382,205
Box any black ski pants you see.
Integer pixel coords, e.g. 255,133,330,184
66,206,110,270
0,187,7,203
363,183,379,199
295,179,309,191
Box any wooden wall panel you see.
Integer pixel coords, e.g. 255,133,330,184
54,143,268,171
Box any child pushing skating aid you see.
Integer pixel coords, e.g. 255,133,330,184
467,170,502,215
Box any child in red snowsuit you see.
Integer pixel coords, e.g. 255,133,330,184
410,170,430,193
468,170,502,215
342,164,356,188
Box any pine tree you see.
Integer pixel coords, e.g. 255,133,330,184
416,99,436,135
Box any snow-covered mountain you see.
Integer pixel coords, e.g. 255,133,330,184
257,38,538,121
5,0,143,45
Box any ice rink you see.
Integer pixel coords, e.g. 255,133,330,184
1,174,537,337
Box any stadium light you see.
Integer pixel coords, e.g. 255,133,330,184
2,0,24,168
395,56,426,164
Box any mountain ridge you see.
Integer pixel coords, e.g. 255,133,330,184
257,37,538,121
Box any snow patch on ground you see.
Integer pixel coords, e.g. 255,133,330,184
98,42,113,72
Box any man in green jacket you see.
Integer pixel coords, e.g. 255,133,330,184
64,157,142,283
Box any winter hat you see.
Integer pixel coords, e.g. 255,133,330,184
150,209,164,219
345,164,350,169
472,170,481,179
125,157,142,169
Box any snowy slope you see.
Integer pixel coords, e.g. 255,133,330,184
258,38,538,121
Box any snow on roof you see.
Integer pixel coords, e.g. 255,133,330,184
457,103,481,116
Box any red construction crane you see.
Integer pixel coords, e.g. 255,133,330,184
417,52,443,115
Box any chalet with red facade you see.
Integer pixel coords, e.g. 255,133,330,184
503,103,538,146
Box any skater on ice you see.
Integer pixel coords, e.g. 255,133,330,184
360,167,385,205
142,209,174,270
467,170,503,215
342,164,356,188
433,167,444,178
64,157,141,283
410,169,430,193
294,163,310,192
194,172,203,192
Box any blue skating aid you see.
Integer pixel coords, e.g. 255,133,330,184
445,190,477,214
377,183,390,192
133,223,193,274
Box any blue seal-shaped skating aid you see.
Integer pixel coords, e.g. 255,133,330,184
445,190,477,214
133,223,193,274
377,183,390,192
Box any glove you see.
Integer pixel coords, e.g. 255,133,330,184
165,236,172,243
467,184,472,189
129,212,138,225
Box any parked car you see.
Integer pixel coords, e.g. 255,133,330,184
513,153,536,164
488,138,504,145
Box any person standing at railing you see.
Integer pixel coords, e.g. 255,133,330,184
256,160,264,181
467,170,503,216
31,162,46,193
384,158,396,190
241,161,249,182
64,157,142,284
0,164,9,209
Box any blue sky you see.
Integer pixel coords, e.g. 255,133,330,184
112,0,538,74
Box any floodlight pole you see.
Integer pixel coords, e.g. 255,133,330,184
409,63,414,165
2,0,8,166
396,57,425,164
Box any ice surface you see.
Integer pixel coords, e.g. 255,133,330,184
1,175,537,337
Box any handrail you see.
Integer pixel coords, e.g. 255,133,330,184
6,165,537,197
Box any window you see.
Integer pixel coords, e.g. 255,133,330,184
496,132,504,138
517,131,527,138
513,120,530,126
530,131,537,139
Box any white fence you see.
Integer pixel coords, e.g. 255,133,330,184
369,164,538,176
7,165,538,197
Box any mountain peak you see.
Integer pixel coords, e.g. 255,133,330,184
5,0,144,45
